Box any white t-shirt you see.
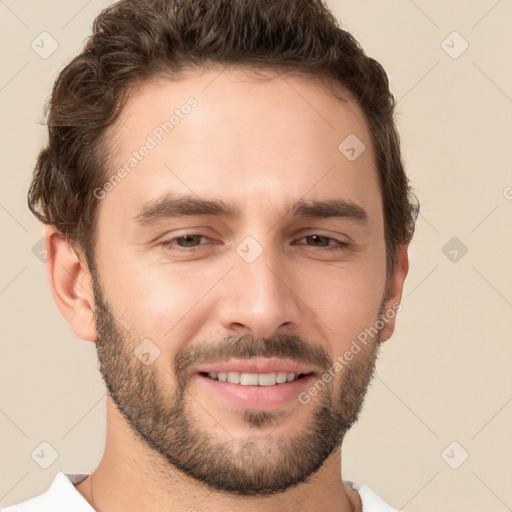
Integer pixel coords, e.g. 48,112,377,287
1,472,401,512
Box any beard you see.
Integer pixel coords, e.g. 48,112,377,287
91,275,383,497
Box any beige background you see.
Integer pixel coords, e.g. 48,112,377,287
1,1,511,510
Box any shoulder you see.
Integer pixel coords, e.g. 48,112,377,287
1,473,93,512
344,480,402,512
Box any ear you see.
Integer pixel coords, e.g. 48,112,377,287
379,244,409,343
44,225,97,342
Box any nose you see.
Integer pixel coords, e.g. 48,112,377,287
218,245,302,340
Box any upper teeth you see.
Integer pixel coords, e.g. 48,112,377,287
208,371,300,386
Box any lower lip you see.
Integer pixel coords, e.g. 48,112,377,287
195,373,316,409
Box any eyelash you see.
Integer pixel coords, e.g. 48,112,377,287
161,234,350,253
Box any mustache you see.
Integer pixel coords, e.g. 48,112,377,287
173,333,332,376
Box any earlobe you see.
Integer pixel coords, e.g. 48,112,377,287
44,226,97,342
379,245,409,343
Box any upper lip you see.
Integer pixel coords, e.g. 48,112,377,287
195,358,315,375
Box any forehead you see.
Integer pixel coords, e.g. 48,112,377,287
98,66,381,228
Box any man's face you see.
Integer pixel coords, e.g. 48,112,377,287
89,67,396,495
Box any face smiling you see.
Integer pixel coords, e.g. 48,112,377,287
81,66,408,496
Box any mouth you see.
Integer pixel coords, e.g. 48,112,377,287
193,358,317,409
199,371,313,386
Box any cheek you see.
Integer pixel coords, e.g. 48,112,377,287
303,259,385,350
102,262,214,352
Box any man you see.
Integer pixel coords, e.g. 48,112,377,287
4,0,418,510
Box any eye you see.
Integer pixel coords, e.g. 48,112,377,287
296,234,349,252
161,234,211,251
160,233,350,253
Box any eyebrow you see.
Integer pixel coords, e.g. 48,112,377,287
133,192,369,226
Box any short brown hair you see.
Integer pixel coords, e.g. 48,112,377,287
28,0,419,277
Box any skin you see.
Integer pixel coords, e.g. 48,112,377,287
45,65,409,512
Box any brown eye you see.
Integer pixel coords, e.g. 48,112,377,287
161,234,210,251
297,235,349,252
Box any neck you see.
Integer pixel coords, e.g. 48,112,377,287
75,400,361,512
